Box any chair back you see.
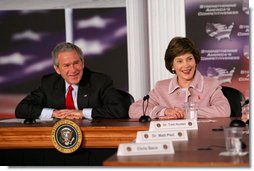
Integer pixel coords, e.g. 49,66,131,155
221,86,245,117
116,89,135,108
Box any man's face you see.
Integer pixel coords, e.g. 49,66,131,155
54,50,84,85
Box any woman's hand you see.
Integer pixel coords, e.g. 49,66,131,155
159,107,185,120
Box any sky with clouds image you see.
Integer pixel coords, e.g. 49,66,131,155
0,8,128,94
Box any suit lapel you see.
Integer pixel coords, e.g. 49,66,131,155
77,67,91,109
53,77,66,109
77,84,90,109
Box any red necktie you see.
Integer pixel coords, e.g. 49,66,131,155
65,85,75,109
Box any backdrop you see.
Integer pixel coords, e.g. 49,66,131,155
185,0,249,99
0,8,128,117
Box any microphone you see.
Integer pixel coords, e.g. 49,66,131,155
139,95,152,122
143,95,149,101
241,99,249,107
24,118,36,124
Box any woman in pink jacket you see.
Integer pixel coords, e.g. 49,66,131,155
129,37,230,120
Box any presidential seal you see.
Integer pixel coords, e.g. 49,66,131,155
51,119,82,154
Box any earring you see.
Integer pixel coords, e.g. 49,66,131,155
172,69,176,74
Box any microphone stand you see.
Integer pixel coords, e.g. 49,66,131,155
241,99,249,125
139,95,151,122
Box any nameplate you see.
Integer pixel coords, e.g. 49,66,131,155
149,119,198,131
117,142,174,156
136,130,188,143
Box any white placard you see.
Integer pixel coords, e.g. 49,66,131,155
117,142,174,156
135,130,188,143
149,119,198,131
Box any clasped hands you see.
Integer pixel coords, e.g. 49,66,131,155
159,107,185,120
52,109,83,119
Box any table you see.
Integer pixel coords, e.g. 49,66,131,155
0,118,149,149
103,118,250,167
0,118,149,166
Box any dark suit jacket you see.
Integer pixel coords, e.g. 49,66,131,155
15,68,129,119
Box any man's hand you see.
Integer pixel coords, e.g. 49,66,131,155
66,110,83,119
52,109,83,119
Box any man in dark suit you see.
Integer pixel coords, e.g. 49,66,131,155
15,42,129,120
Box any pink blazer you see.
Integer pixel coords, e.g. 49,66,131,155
129,71,231,119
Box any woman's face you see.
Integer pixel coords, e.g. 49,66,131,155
172,53,196,86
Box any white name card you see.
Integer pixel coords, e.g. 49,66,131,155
117,142,174,156
149,119,198,131
136,130,188,143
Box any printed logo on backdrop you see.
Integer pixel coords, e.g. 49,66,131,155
206,22,234,41
51,119,82,153
185,0,250,98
